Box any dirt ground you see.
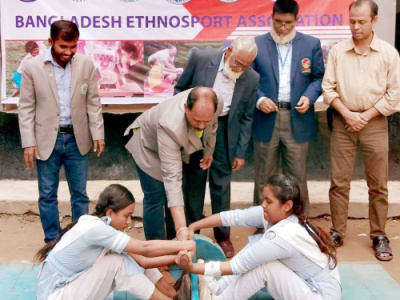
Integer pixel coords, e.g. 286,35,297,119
0,213,399,284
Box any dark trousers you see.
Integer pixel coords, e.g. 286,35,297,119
135,162,174,240
181,116,232,242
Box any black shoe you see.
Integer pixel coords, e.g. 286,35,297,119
331,232,343,248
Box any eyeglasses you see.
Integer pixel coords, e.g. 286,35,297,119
232,54,250,70
273,19,295,29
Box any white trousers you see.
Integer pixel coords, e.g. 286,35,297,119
218,261,324,300
48,254,162,300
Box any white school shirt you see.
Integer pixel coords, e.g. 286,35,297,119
220,207,341,300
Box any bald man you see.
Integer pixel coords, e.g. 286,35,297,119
125,87,223,241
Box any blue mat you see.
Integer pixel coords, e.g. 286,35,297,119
2,257,400,299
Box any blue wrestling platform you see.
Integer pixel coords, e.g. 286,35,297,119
2,235,400,299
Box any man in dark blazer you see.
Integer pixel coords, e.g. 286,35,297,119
174,36,259,257
252,0,325,217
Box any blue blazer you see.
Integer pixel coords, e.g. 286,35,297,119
175,49,259,164
252,32,325,143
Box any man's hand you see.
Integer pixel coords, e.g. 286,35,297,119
200,155,213,170
232,157,245,172
259,98,278,114
23,146,40,169
176,227,190,241
93,139,105,157
344,111,368,132
295,96,310,114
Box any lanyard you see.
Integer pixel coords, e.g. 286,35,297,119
276,41,292,68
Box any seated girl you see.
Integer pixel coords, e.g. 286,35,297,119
177,174,342,300
35,184,195,300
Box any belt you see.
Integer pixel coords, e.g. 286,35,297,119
278,102,291,109
58,125,74,134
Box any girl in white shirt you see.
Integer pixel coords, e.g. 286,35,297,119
177,174,341,300
35,184,195,300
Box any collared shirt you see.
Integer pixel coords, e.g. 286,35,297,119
256,41,293,109
44,47,73,125
220,207,341,300
277,42,293,103
322,34,400,116
213,52,235,116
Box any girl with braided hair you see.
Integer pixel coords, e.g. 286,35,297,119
176,174,342,300
35,184,195,300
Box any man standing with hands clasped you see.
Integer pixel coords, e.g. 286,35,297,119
18,20,105,243
322,0,400,261
252,0,325,219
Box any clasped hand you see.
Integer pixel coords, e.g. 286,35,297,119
344,111,368,132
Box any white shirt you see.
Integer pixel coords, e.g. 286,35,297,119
213,53,235,116
256,41,293,109
220,207,341,300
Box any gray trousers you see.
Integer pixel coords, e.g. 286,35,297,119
253,109,310,216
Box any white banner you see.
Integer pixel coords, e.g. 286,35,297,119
1,0,353,105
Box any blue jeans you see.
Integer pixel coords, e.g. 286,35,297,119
134,162,172,240
37,133,89,243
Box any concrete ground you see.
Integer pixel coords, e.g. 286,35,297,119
1,179,400,218
0,179,399,286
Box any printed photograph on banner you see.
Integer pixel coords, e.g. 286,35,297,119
144,42,184,98
320,40,340,66
144,41,224,98
5,41,48,97
83,40,146,98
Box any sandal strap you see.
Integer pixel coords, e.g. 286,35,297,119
373,235,389,247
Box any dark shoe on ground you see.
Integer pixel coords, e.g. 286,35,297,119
253,227,265,235
373,235,393,262
218,240,234,258
331,232,343,248
159,266,176,286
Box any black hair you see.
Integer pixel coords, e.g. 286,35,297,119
93,184,135,217
50,20,80,41
34,184,135,263
187,86,218,113
25,41,38,53
119,41,139,60
267,174,338,269
273,0,299,18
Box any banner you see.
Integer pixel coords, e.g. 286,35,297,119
1,0,353,105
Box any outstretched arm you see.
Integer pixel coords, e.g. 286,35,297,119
124,238,196,258
129,253,177,269
188,213,223,237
